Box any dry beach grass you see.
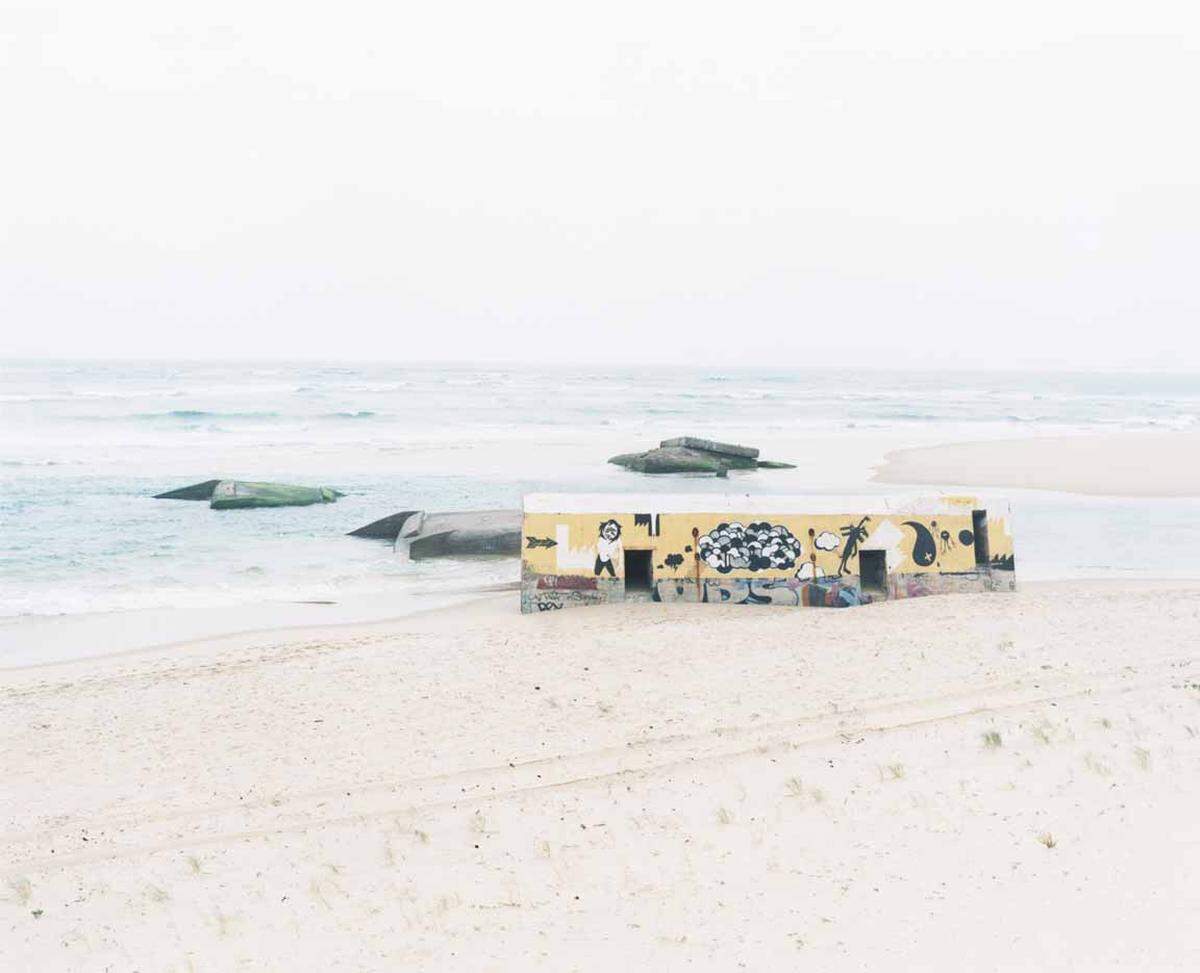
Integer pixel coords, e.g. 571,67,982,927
2,581,1199,969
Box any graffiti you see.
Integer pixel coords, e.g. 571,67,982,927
894,576,933,599
634,513,661,536
697,521,802,573
650,576,864,608
837,516,871,576
594,519,622,577
721,582,774,605
903,521,938,567
554,524,597,571
537,575,598,591
796,560,826,581
814,531,840,552
862,520,905,572
799,579,867,608
522,499,1016,614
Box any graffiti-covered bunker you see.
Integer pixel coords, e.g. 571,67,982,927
521,494,1015,613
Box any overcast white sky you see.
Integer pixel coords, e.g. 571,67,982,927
1,2,1198,369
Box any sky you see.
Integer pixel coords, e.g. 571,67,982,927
1,2,1198,369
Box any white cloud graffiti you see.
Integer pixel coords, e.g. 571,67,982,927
814,531,840,552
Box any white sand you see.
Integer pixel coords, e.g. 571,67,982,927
3,582,1199,969
873,431,1200,497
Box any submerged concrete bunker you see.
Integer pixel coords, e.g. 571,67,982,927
349,509,521,558
155,480,342,509
521,493,1015,613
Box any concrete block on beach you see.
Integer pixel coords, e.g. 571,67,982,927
609,436,794,476
659,436,759,459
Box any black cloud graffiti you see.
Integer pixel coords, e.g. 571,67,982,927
696,522,802,573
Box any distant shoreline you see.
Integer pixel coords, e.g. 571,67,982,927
0,582,518,671
872,430,1200,498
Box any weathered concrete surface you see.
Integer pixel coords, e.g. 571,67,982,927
347,510,423,539
659,437,759,459
210,481,342,510
609,438,794,476
156,480,343,508
350,509,522,558
154,480,222,501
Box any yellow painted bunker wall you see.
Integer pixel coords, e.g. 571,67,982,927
521,503,1015,612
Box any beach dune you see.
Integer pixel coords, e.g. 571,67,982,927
874,431,1200,497
2,582,1198,969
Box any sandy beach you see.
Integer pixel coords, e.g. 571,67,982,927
3,581,1198,969
874,431,1200,497
6,0,1199,964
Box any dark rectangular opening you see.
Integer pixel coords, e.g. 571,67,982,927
858,549,887,594
972,509,990,567
624,549,653,592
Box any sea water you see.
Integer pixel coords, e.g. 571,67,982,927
2,360,1199,650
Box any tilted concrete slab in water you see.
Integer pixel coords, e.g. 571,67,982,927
346,510,423,539
153,480,223,501
349,508,522,558
154,480,343,509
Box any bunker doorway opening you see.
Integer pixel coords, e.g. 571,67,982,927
624,550,654,593
972,509,990,567
859,549,887,595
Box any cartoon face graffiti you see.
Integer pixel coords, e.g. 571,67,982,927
594,519,623,577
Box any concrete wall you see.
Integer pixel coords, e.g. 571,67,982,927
520,496,1015,613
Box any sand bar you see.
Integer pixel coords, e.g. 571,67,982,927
2,582,1198,968
873,431,1200,497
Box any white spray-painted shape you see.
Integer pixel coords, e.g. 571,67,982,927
862,519,907,573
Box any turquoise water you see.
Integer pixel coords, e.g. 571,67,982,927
3,360,1199,619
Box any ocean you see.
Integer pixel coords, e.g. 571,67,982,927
3,359,1199,647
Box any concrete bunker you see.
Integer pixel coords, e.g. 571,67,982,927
520,493,1016,613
